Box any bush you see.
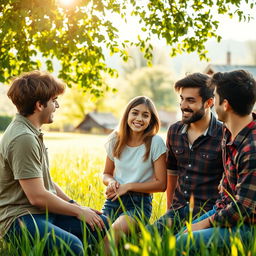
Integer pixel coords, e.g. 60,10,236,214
0,116,13,131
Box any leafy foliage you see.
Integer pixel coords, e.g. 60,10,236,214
0,0,255,95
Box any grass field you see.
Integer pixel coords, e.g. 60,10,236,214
0,132,255,255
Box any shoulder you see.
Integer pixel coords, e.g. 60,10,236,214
151,134,166,149
167,121,184,139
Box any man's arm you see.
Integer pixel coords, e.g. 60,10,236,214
53,182,78,204
166,172,178,210
19,178,105,230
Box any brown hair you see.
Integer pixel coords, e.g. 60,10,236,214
113,96,160,161
8,70,65,116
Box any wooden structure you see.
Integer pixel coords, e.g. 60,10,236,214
76,112,118,134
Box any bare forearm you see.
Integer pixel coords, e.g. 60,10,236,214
103,174,116,186
32,190,81,217
126,180,166,193
53,182,72,201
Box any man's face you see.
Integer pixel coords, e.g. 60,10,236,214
179,87,206,124
40,96,59,124
214,89,227,122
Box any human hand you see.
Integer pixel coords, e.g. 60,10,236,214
78,206,105,231
105,180,120,195
107,184,129,201
183,218,211,233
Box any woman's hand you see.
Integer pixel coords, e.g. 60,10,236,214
106,184,129,201
105,180,120,194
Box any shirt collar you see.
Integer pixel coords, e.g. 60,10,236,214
180,113,219,137
15,114,44,138
224,112,256,147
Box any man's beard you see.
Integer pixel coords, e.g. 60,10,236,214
181,105,205,124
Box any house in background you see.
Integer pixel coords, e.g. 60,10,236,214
75,112,118,134
204,52,256,111
158,110,178,129
204,51,256,77
204,64,256,77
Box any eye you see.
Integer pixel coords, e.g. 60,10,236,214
143,114,149,118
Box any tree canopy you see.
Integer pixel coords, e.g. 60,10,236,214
0,0,255,95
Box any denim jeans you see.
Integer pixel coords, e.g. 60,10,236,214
176,207,254,252
147,204,196,235
102,192,152,224
5,213,109,256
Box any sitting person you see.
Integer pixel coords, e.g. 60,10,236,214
101,96,167,251
0,71,108,256
176,70,256,252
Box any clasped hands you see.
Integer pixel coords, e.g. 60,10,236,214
105,180,128,201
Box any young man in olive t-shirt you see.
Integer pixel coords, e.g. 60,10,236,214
0,71,108,255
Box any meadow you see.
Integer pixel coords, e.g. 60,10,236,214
0,132,255,255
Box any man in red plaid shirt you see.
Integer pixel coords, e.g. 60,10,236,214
177,69,256,250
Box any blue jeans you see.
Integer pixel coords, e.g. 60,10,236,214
5,213,109,256
102,192,152,224
147,205,197,235
176,207,254,252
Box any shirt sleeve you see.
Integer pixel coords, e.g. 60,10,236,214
8,134,43,180
104,132,117,161
213,151,256,226
166,127,179,175
151,135,167,162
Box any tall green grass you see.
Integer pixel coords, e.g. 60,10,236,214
1,132,255,255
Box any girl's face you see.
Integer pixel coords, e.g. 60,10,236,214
127,103,151,134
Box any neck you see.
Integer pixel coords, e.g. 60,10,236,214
224,113,253,140
128,132,144,145
26,115,41,130
188,110,211,133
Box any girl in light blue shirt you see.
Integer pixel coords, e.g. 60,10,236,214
102,96,167,250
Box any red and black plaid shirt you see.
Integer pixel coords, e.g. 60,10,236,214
167,114,224,213
214,113,256,226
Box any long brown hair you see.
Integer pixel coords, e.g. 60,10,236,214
113,96,160,161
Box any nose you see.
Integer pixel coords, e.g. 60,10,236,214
55,100,59,108
136,114,143,121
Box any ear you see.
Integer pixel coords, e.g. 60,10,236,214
35,101,44,112
223,99,230,111
204,98,214,109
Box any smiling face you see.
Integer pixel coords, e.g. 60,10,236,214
39,96,59,124
127,103,151,134
179,87,207,124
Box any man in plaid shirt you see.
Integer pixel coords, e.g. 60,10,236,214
177,70,256,248
149,73,224,234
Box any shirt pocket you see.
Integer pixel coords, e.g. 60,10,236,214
199,151,218,160
173,147,184,156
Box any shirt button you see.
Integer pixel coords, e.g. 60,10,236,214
184,191,187,194
185,176,188,179
186,201,189,204
188,164,191,167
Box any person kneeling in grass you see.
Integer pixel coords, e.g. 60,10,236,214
176,70,256,252
0,71,108,256
101,96,167,253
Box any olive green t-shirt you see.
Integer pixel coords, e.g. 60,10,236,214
0,114,56,237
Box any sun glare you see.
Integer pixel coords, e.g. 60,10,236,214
59,0,74,6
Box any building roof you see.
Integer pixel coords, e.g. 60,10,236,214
76,112,118,130
204,64,256,77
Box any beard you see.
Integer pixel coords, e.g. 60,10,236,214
181,105,205,124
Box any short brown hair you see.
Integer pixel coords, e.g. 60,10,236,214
8,70,65,116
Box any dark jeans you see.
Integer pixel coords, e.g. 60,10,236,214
146,205,200,235
102,192,152,224
176,207,255,253
5,213,109,256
